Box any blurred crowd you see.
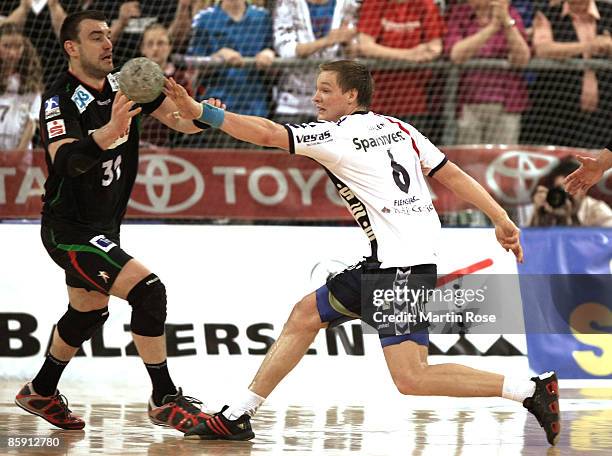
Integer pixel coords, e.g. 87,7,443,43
2,0,612,150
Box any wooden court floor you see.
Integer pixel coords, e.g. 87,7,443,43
1,380,611,455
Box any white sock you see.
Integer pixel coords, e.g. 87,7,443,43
502,376,536,402
222,389,265,420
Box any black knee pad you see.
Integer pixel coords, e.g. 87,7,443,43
127,273,167,337
56,304,109,348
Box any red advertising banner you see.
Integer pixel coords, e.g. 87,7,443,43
1,146,610,220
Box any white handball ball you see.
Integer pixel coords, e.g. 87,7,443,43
118,57,164,103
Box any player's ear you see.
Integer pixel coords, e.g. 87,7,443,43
64,40,78,58
347,88,358,105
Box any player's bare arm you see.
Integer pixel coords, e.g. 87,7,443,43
433,161,524,262
163,77,289,149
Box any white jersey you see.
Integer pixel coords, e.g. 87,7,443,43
0,74,41,150
285,111,447,268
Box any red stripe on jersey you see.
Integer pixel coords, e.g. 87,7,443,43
67,251,106,293
377,114,421,158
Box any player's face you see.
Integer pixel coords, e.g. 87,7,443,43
312,71,355,121
141,28,171,68
0,33,24,69
73,20,113,78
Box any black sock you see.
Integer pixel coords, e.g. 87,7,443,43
145,361,177,406
32,354,69,397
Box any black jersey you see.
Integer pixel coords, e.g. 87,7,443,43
40,70,164,234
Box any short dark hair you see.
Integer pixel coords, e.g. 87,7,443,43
319,60,374,108
59,10,107,59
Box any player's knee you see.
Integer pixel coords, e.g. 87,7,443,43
127,273,167,337
393,368,428,396
286,295,322,333
56,304,109,348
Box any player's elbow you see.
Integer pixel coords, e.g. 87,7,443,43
260,125,289,150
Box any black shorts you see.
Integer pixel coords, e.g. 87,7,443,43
41,224,133,294
316,261,438,347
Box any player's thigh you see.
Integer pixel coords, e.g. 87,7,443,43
315,261,366,328
109,258,152,300
67,286,110,312
41,225,133,296
382,339,428,387
287,291,328,331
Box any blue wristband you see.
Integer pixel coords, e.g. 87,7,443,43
198,102,225,129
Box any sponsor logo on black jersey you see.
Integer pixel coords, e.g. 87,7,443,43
352,131,406,152
46,119,66,139
107,73,120,92
72,85,95,113
89,235,117,253
44,96,61,119
295,130,331,145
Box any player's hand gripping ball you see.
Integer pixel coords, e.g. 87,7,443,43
118,57,164,103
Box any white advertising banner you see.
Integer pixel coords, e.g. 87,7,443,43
0,224,526,404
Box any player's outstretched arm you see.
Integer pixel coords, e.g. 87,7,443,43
163,78,289,149
565,149,612,195
433,160,524,262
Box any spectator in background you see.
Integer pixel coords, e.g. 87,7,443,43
0,0,81,88
140,23,195,147
522,0,612,149
357,0,444,142
445,0,530,145
0,22,42,151
108,0,193,64
527,156,612,226
187,0,274,147
273,0,360,124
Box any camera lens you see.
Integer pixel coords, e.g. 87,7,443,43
546,187,568,208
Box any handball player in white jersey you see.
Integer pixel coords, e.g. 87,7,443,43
164,60,560,446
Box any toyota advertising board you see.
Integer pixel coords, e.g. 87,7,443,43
0,146,610,219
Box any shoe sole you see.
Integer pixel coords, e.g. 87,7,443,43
536,371,561,446
15,399,85,430
184,431,255,441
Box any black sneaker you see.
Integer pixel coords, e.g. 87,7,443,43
523,371,560,446
148,387,211,433
184,405,255,441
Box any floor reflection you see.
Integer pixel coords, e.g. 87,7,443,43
1,383,610,455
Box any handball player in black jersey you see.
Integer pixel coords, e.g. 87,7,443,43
15,10,212,433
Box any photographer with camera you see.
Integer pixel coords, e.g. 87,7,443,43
528,156,612,227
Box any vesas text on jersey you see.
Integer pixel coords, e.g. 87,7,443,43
295,130,331,144
353,131,406,152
